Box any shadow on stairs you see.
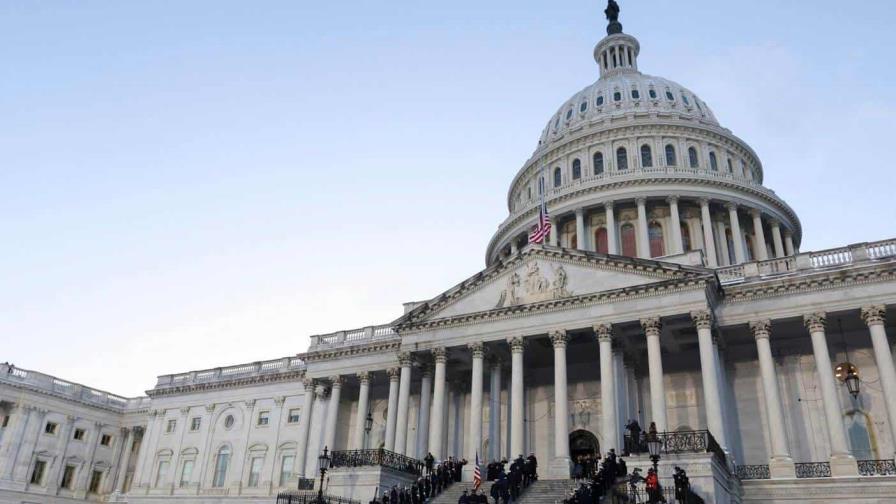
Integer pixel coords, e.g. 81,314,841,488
429,480,580,504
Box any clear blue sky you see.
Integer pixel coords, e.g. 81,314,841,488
2,1,894,397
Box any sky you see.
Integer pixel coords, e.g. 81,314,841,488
1,0,894,397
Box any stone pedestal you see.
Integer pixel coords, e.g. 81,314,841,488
326,466,418,503
546,457,572,479
768,457,796,479
829,454,859,477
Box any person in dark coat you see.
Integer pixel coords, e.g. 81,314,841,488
424,453,435,475
625,420,642,455
390,486,398,504
459,489,470,504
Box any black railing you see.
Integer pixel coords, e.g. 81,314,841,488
734,464,770,480
794,462,832,479
858,459,896,476
611,479,701,504
297,478,315,490
329,449,423,476
276,492,360,504
624,430,727,467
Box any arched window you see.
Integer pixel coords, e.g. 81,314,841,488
640,145,653,168
613,90,622,102
580,101,588,113
553,167,562,187
621,224,636,256
665,145,676,166
572,159,582,180
745,234,754,261
726,158,733,173
680,221,691,251
212,446,230,488
709,152,718,171
688,147,699,168
648,222,665,257
593,152,604,175
616,147,628,170
594,227,609,254
596,95,604,106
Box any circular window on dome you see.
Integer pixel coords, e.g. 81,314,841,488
224,415,235,429
596,95,604,106
580,101,588,113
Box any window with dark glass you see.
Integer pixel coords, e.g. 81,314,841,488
649,88,657,99
553,167,562,187
665,89,674,101
640,145,652,168
566,108,573,120
709,152,718,171
580,101,588,113
30,460,46,485
681,93,690,105
89,470,102,493
688,147,699,168
631,89,640,99
665,145,676,166
596,95,604,106
680,222,691,251
593,151,604,175
727,158,733,173
649,222,665,257
62,465,76,489
572,159,581,180
616,147,628,170
613,91,622,102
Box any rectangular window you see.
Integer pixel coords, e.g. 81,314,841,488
100,434,112,446
287,409,300,424
30,460,46,485
257,411,270,426
2,415,9,427
212,452,229,488
73,428,85,441
88,470,102,494
155,461,169,487
190,417,201,431
165,419,176,433
179,460,194,487
61,465,76,489
44,422,58,435
248,457,263,487
280,456,294,486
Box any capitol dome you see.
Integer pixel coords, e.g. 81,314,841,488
486,14,800,269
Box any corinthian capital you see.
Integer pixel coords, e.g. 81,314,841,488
549,330,569,348
468,342,486,359
386,367,401,380
803,312,827,333
431,347,448,363
302,377,315,389
594,324,614,343
640,317,662,337
507,336,526,354
356,371,371,384
690,310,714,330
861,305,886,327
329,375,344,388
749,320,771,340
397,351,414,367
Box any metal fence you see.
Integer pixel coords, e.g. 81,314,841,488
734,464,770,480
858,459,896,477
610,479,701,504
623,430,727,467
276,493,360,504
794,462,832,479
297,478,316,490
329,449,423,476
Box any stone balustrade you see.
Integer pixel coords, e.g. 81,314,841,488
307,324,397,351
0,363,148,411
153,355,305,390
716,238,896,285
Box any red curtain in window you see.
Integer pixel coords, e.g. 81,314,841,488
649,222,665,257
680,222,691,252
621,224,636,256
595,227,608,254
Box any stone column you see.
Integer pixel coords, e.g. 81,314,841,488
468,343,485,464
575,209,588,251
596,324,618,452
699,198,718,267
416,365,433,458
749,320,796,478
133,410,159,488
114,428,134,494
384,368,400,451
641,317,667,431
636,197,650,258
428,347,448,459
489,359,503,461
692,310,727,448
354,373,371,449
508,336,526,457
605,201,619,254
77,421,104,496
726,203,746,264
549,216,559,247
861,306,896,458
550,331,571,468
323,377,343,452
295,378,315,477
803,313,858,476
613,344,628,451
751,209,768,261
715,220,731,266
510,241,519,255
0,404,33,479
770,220,785,258
394,353,414,455
784,232,795,256
668,196,683,254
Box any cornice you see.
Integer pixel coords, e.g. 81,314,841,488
0,380,134,414
398,275,714,334
299,339,402,363
147,370,306,398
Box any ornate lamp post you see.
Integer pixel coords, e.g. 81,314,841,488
646,422,662,472
834,319,861,399
317,447,331,504
364,410,373,445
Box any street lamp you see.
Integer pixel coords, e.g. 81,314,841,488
317,447,331,504
834,318,861,399
646,422,662,472
365,411,373,435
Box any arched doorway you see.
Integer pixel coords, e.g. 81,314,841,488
569,429,600,460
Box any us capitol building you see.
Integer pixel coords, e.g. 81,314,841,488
2,4,896,504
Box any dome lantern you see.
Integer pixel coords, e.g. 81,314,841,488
595,0,639,77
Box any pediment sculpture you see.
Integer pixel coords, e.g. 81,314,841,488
495,261,572,308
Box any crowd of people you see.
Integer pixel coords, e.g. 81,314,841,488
564,455,693,504
373,456,467,504
485,454,538,504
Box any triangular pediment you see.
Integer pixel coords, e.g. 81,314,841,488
397,246,711,327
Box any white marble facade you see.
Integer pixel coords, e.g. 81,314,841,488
3,5,896,504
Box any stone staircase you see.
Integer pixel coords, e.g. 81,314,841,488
428,482,481,504
429,479,580,504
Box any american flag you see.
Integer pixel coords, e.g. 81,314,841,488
473,452,482,491
528,166,552,244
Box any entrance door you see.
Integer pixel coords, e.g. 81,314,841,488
569,429,599,459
